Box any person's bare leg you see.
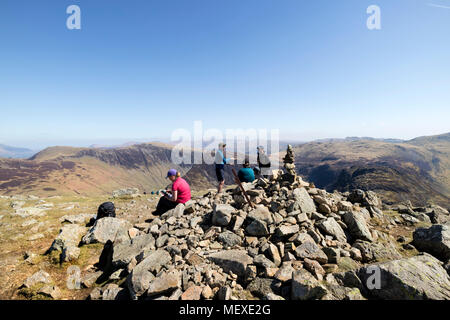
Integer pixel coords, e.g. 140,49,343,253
217,180,224,194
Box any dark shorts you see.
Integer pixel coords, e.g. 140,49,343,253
215,164,225,182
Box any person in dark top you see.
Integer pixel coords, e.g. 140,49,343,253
237,158,255,183
257,146,271,178
215,143,231,194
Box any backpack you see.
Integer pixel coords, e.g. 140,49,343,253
97,202,116,220
258,152,271,168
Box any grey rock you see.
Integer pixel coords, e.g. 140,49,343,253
112,233,156,269
247,278,282,298
82,217,132,244
317,218,347,243
60,213,96,225
357,253,450,300
127,249,172,299
265,243,282,267
49,224,87,252
21,270,52,288
102,284,123,300
412,223,450,261
291,269,327,300
246,219,269,237
212,204,235,227
254,254,276,268
247,205,273,224
217,230,242,247
147,270,181,297
292,188,316,214
275,224,300,237
343,211,373,242
427,205,450,224
208,250,253,278
295,241,328,264
112,188,140,199
38,285,61,299
353,240,402,263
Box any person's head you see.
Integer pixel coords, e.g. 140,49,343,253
243,157,250,168
257,146,265,153
166,169,181,182
219,143,226,150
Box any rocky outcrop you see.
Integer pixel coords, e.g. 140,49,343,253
82,217,132,245
412,223,450,261
356,253,450,300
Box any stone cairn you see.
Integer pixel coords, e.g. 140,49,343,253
282,145,297,183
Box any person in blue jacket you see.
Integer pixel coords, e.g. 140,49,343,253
215,142,231,194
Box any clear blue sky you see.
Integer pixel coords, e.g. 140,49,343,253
0,0,449,149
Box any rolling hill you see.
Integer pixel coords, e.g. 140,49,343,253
0,143,192,196
293,133,450,207
0,133,448,208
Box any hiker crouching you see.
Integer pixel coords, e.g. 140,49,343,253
153,169,191,215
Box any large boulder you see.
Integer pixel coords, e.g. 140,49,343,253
292,188,316,214
348,190,381,208
343,211,373,242
112,233,156,269
217,230,242,247
317,218,347,243
146,270,181,298
127,249,172,299
246,219,269,237
412,223,450,261
295,241,328,264
357,253,450,300
112,188,140,199
82,217,132,245
207,250,253,278
247,278,282,298
353,240,402,263
60,213,96,225
247,205,273,224
427,205,450,224
21,270,52,289
212,204,235,227
49,224,87,253
291,269,327,300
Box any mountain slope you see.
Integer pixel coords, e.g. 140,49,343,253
293,133,450,207
0,143,191,196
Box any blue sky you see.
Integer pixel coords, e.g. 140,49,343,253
0,0,449,149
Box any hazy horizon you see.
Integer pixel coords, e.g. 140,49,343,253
2,130,449,151
1,1,449,150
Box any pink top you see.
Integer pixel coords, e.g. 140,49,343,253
172,177,191,204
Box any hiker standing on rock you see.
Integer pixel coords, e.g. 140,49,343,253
153,169,191,215
215,143,233,194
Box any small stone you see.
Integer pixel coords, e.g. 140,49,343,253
181,285,202,300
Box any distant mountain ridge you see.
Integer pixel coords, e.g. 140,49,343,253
0,133,448,208
293,132,450,207
0,144,36,159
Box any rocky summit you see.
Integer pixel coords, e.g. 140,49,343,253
12,168,449,301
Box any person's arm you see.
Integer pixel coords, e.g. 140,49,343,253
170,190,178,202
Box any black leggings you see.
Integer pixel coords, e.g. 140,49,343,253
154,196,178,215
